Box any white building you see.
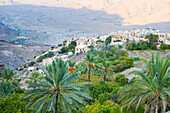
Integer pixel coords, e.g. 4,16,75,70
75,45,89,54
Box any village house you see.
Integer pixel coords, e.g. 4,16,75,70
75,45,89,54
153,33,167,43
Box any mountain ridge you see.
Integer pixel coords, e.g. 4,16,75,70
0,0,170,25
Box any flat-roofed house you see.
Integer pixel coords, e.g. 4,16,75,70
75,45,89,54
134,35,147,42
153,33,167,43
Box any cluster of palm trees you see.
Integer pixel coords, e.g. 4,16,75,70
118,52,170,113
0,46,169,113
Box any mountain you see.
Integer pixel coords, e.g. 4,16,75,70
0,0,170,25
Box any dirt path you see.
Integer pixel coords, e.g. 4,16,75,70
120,67,143,80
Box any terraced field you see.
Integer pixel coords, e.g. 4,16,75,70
120,50,170,79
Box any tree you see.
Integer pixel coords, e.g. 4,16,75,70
0,69,16,82
67,60,77,73
63,40,67,45
60,47,69,53
29,61,36,66
80,54,98,90
145,34,159,44
105,36,112,45
68,41,77,51
23,58,91,113
58,44,62,47
0,82,15,98
115,74,128,86
29,72,42,83
100,60,114,85
150,44,157,50
118,52,170,113
160,43,169,50
126,42,135,50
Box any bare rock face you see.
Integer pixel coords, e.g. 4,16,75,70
0,22,19,41
0,0,170,25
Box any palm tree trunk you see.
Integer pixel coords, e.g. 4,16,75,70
55,93,59,113
104,74,106,85
88,66,91,90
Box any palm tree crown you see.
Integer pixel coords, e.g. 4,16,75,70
23,58,91,113
0,69,16,82
80,54,99,90
118,52,170,113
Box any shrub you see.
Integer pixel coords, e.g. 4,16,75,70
0,93,33,113
133,57,140,61
51,46,55,50
90,83,113,99
19,68,23,71
160,43,169,50
47,51,54,57
103,84,121,103
83,100,121,113
99,94,105,105
58,44,62,47
60,47,69,53
36,55,44,62
88,45,94,49
96,40,102,43
115,74,129,86
29,61,36,66
150,44,157,50
36,52,54,62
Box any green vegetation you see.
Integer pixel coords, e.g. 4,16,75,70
126,40,157,50
28,61,36,66
96,39,102,43
115,74,129,86
160,43,170,50
118,52,170,112
79,54,99,90
23,58,91,113
36,51,55,62
105,36,112,44
0,93,32,113
0,42,169,113
0,69,16,82
58,44,62,47
60,41,77,53
145,34,159,44
60,46,69,53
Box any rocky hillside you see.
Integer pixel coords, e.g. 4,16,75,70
0,22,19,41
0,0,170,25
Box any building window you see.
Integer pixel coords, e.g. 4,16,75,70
160,35,164,37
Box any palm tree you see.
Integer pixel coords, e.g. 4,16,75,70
118,52,170,113
28,72,42,83
23,58,91,113
0,69,16,82
100,61,114,85
80,54,99,90
67,60,77,73
0,82,16,98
